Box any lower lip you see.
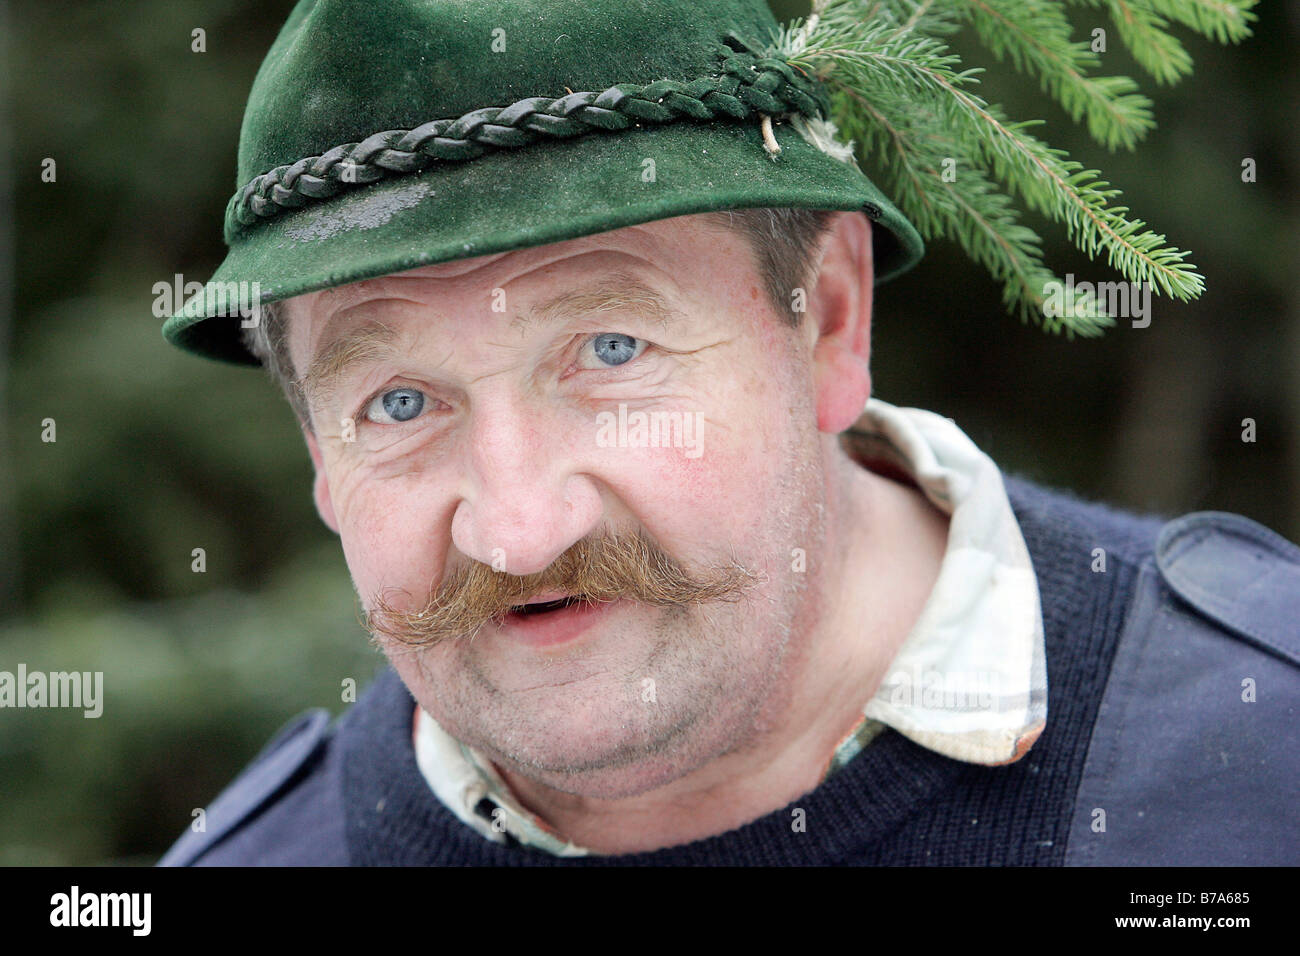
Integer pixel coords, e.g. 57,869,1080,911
499,598,621,648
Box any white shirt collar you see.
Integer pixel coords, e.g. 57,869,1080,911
848,399,1047,765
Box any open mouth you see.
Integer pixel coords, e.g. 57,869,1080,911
508,594,586,616
498,592,619,648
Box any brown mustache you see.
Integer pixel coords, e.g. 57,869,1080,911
365,529,763,647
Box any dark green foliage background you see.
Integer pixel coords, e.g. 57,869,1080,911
1,0,1295,863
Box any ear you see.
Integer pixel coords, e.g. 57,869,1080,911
804,211,874,434
303,424,340,534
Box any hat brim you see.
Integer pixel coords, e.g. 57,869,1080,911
164,117,924,366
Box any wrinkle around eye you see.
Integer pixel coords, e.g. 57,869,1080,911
347,417,451,465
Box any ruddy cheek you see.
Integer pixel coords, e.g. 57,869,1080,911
336,533,380,608
634,428,756,521
341,500,420,603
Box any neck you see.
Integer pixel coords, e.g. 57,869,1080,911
493,440,950,854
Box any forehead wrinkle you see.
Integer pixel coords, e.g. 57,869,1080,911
515,271,685,334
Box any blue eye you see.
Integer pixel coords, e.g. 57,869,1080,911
366,387,425,424
590,333,642,366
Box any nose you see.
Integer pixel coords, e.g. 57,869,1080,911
450,396,604,576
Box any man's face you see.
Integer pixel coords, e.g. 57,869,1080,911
286,212,866,799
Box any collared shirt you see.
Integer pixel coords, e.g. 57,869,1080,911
411,398,1048,856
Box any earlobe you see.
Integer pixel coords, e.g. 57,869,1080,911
815,347,872,434
808,212,875,434
303,425,340,534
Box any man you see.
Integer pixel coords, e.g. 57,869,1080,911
158,0,1298,865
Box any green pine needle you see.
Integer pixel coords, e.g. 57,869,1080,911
955,0,1156,150
1068,0,1195,85
776,0,1255,334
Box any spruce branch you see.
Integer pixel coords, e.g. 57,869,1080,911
774,0,1250,332
954,0,1156,149
1139,0,1257,44
1068,0,1195,84
842,85,1114,334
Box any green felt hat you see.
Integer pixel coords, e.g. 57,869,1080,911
163,0,925,366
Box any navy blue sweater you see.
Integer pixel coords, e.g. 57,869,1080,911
174,472,1207,865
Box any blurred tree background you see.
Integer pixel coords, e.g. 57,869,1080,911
0,0,1295,864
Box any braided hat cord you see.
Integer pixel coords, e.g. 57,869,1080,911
225,39,829,239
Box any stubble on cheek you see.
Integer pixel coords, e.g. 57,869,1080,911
375,313,827,797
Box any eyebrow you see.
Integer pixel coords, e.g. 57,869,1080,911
299,320,401,412
518,272,686,334
299,273,685,410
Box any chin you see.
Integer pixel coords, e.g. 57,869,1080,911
474,706,754,802
424,661,766,801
